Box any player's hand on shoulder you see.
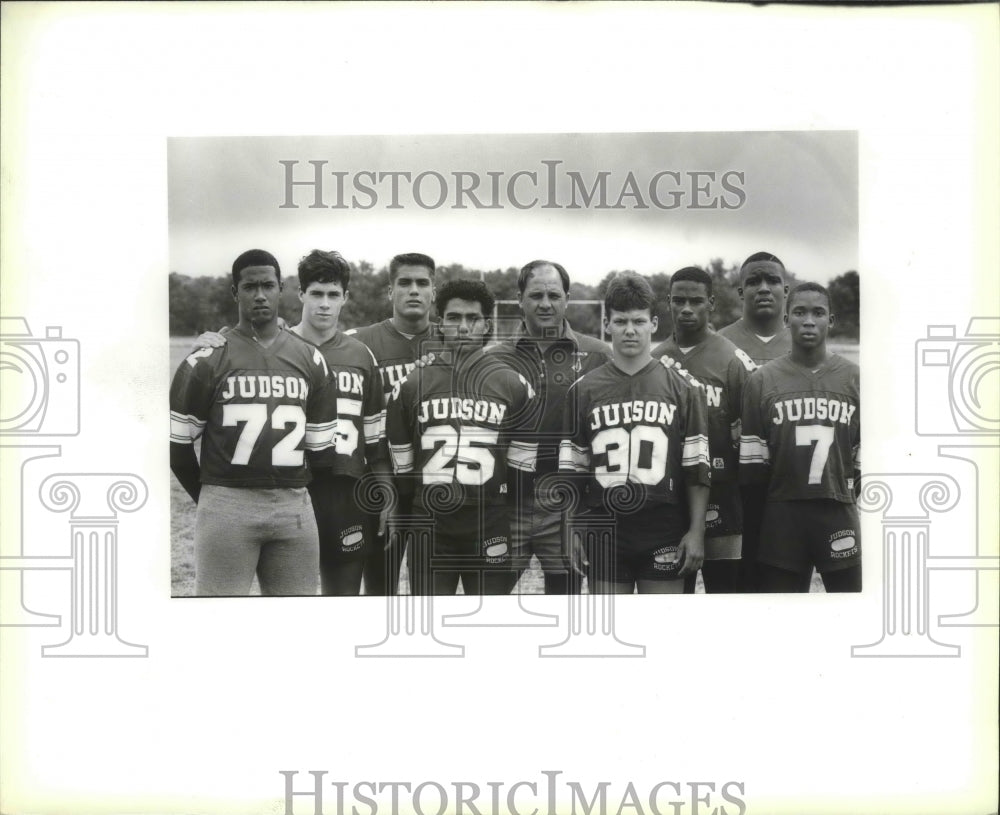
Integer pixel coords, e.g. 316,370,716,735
192,329,228,351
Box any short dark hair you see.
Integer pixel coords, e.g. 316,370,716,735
517,260,570,295
389,253,435,282
740,251,785,282
669,266,712,297
297,249,351,292
786,281,831,313
232,249,280,287
435,278,495,318
604,272,655,315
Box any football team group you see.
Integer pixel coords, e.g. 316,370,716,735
170,249,860,596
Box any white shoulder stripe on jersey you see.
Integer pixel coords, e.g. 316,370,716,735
738,435,770,465
170,411,207,443
558,439,590,472
364,410,386,444
389,443,414,474
305,420,337,452
506,440,538,473
681,433,711,468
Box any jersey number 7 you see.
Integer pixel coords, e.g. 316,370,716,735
795,424,835,484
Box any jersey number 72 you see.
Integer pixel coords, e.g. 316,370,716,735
222,404,306,466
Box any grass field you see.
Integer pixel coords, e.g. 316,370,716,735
169,336,858,596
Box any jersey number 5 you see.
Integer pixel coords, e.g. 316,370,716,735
795,424,835,484
422,425,497,486
336,398,363,457
222,404,306,466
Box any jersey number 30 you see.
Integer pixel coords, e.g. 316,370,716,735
222,404,305,466
591,425,668,487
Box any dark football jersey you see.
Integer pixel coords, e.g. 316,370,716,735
652,333,756,484
739,354,860,503
169,327,337,488
344,319,434,397
294,329,386,478
385,349,537,511
559,359,711,510
717,319,792,365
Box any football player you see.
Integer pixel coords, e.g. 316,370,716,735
485,260,612,594
385,279,537,595
718,252,792,365
719,251,793,591
653,266,757,593
290,250,386,595
345,253,437,595
170,249,337,596
559,272,711,594
185,251,388,595
739,282,861,592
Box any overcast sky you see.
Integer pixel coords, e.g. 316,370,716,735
169,131,857,285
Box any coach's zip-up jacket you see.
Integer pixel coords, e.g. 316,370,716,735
485,321,612,485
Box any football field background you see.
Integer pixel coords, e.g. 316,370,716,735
169,337,859,596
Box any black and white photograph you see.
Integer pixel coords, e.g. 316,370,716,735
168,132,860,598
1,4,996,815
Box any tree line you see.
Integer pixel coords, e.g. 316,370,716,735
169,260,859,341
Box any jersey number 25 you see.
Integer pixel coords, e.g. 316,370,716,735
422,425,497,486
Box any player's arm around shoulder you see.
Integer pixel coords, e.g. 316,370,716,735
188,324,236,352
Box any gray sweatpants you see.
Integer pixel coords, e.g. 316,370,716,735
194,485,319,596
